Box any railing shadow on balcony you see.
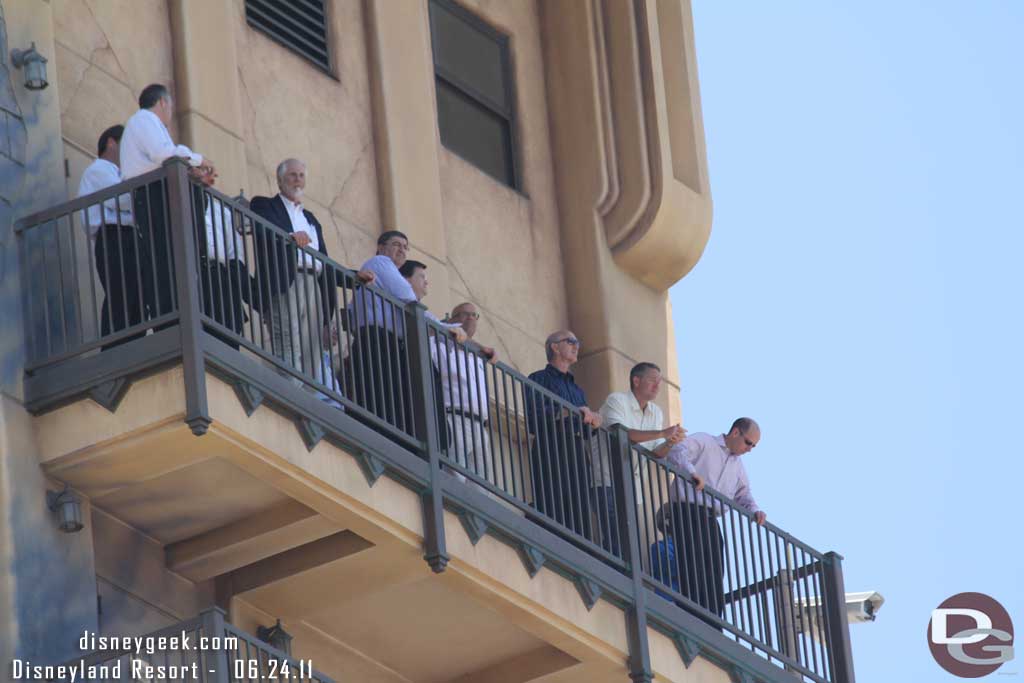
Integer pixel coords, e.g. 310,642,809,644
15,159,855,683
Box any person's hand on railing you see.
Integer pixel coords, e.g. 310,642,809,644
754,511,767,526
449,325,468,345
356,268,376,285
580,406,602,428
692,472,705,492
293,230,313,248
479,345,498,364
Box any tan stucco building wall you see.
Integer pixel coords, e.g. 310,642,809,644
2,0,713,673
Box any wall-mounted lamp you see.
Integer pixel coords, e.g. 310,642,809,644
46,486,83,533
257,619,292,655
10,42,49,91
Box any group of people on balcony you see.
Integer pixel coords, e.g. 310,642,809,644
77,83,767,630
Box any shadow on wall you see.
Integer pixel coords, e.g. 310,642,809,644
0,1,29,393
1,3,96,665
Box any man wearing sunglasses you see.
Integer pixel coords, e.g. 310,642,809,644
660,417,766,626
526,331,603,542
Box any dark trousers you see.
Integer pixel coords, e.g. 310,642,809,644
134,183,176,329
343,326,449,450
345,326,414,436
591,486,621,557
530,440,592,541
199,258,245,350
668,502,725,627
94,224,147,350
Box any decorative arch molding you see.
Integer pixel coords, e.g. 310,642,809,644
591,0,712,291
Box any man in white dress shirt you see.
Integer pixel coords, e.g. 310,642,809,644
120,83,213,328
429,301,496,483
77,125,139,349
596,363,685,555
190,166,250,350
662,417,766,624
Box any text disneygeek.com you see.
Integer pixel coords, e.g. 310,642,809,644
10,630,315,680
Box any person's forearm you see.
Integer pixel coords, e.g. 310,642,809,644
628,428,668,443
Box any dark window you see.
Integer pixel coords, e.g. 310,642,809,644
245,0,331,73
428,0,519,189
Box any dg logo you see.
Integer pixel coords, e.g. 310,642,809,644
928,592,1014,678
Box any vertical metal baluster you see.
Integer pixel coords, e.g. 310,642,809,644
497,367,515,496
737,511,757,645
509,374,527,501
684,481,700,614
51,217,71,352
83,211,101,343
162,180,179,312
38,223,56,357
377,303,396,429
800,547,823,676
817,556,838,681
121,192,143,336
66,212,86,347
753,521,771,652
650,458,670,591
723,505,743,636
788,542,810,670
220,199,238,338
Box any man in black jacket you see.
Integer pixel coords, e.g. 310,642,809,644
250,158,373,382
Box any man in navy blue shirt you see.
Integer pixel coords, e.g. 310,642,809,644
527,330,603,543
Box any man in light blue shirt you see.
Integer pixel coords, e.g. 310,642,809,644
346,231,463,438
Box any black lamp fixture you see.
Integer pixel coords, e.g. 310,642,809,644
257,619,292,655
10,42,49,91
46,486,83,533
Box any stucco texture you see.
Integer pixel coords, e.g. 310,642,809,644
232,0,381,273
437,0,568,376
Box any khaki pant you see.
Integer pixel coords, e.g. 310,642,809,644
446,413,491,484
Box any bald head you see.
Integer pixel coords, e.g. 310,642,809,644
450,302,479,339
725,417,760,455
544,329,579,365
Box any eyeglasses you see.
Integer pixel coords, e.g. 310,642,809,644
384,240,408,251
744,437,757,448
555,337,580,347
454,311,480,320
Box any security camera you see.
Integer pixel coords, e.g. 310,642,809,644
845,591,884,624
794,591,884,642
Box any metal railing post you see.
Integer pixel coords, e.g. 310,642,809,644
164,158,211,435
822,551,856,683
406,303,448,572
199,607,231,683
610,426,653,682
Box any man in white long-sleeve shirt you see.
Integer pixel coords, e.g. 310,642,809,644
119,83,213,328
432,302,497,483
78,124,139,348
661,417,766,624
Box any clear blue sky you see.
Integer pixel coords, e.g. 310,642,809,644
673,2,1024,680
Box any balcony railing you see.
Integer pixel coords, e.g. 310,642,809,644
15,159,855,683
